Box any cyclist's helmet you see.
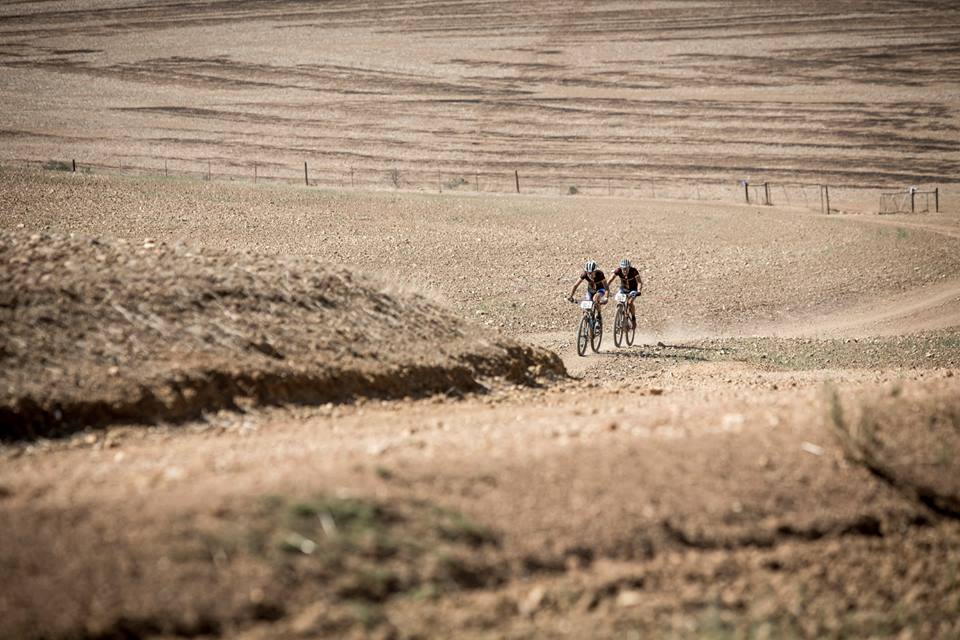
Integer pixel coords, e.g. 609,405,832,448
585,260,597,272
620,258,632,270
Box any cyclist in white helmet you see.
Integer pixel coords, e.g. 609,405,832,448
568,260,609,311
609,258,642,329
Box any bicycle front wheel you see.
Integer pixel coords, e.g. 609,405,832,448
625,310,636,346
591,312,603,352
577,314,589,356
613,305,624,347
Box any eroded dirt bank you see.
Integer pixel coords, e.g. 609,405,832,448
0,230,562,440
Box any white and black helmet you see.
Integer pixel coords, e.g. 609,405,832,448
620,258,631,270
585,260,597,272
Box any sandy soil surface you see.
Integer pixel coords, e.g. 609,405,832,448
1,170,959,639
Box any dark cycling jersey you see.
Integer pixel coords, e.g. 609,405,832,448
580,270,606,291
612,266,640,291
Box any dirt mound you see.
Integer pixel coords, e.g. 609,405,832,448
830,380,960,518
0,231,563,440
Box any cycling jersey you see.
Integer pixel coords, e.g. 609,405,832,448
580,270,606,292
612,266,640,292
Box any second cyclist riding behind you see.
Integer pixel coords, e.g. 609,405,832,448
609,258,642,329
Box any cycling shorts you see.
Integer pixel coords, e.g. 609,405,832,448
619,288,638,298
586,288,606,300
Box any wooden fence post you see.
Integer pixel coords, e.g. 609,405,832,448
935,187,939,212
72,159,76,172
910,188,915,213
515,170,520,193
438,171,442,193
764,182,770,205
824,185,831,214
744,181,750,204
207,161,211,181
164,159,167,177
304,162,308,186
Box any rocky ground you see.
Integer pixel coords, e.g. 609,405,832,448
1,170,959,638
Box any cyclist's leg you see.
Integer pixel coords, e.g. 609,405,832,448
627,290,638,323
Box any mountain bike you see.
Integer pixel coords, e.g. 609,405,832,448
572,298,603,356
613,291,636,347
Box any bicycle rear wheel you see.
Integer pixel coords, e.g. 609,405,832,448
591,312,602,352
577,315,589,356
613,305,624,347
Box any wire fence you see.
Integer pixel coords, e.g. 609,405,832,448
5,156,952,215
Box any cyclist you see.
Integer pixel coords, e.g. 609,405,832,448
609,258,642,328
568,260,609,314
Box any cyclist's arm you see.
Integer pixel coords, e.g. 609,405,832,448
569,277,583,300
636,274,643,295
598,279,610,297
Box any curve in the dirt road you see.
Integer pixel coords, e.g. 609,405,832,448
768,278,960,340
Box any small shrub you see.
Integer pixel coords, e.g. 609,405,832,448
568,185,579,195
43,160,72,172
388,168,401,188
444,176,468,190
